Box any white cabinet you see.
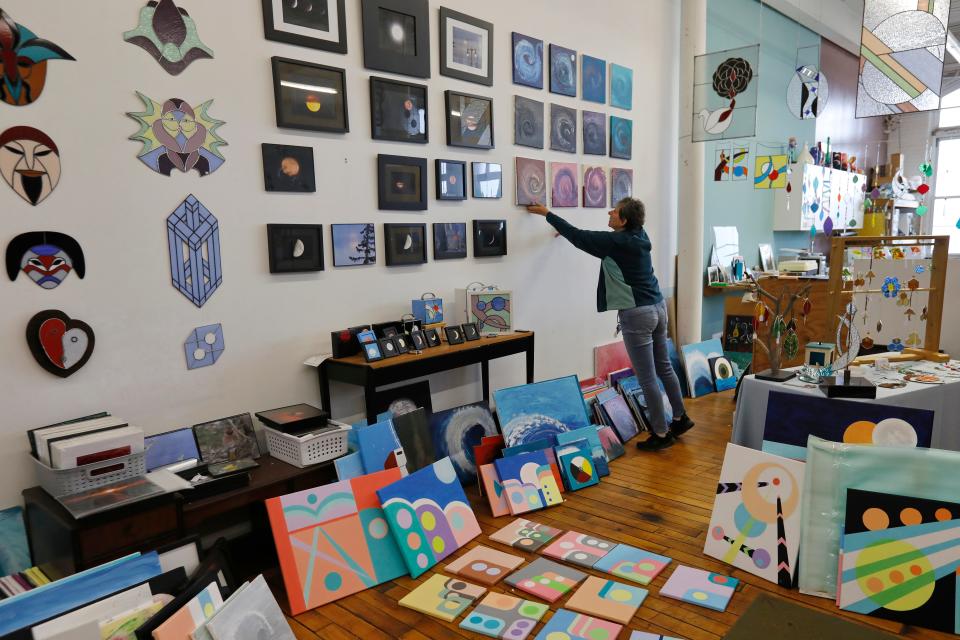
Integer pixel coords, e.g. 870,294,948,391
773,163,865,232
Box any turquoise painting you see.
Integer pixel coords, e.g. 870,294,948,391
495,375,591,447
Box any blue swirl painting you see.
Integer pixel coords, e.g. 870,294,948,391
610,63,633,110
494,375,591,447
428,402,497,483
581,55,606,104
549,44,577,97
512,32,543,89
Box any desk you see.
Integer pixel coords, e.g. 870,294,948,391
318,331,535,423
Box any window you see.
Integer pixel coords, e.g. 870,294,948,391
931,137,960,251
938,88,960,128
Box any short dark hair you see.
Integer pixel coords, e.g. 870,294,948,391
616,197,645,230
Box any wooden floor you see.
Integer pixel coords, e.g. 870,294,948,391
275,390,949,640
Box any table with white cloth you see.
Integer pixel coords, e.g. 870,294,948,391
731,365,960,452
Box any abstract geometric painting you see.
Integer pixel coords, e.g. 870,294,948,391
480,464,511,517
610,63,633,110
512,33,543,89
581,55,606,103
515,157,546,206
265,468,407,614
494,375,591,446
659,565,739,612
167,195,221,308
532,609,622,640
128,93,227,177
556,440,600,491
445,545,524,586
692,45,759,142
514,96,544,149
489,518,563,553
713,145,749,181
398,573,485,622
583,166,607,208
124,0,213,75
610,168,633,205
609,116,632,160
551,162,579,208
630,633,685,640
555,426,609,477
704,444,805,586
582,110,607,156
549,44,577,96
593,544,672,586
505,558,587,603
754,155,788,189
494,450,564,515
543,531,617,569
376,457,481,578
25,309,95,378
183,323,224,370
429,402,498,484
680,339,723,398
565,576,647,625
0,127,61,206
460,593,548,640
549,103,577,153
857,0,949,117
0,9,75,106
357,418,405,474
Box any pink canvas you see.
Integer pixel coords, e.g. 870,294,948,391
594,341,632,381
659,565,738,612
551,162,579,207
480,463,511,517
444,545,524,585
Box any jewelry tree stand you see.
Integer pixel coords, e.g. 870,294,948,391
747,273,813,382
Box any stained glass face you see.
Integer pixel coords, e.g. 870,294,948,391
691,44,759,142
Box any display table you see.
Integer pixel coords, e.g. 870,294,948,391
732,371,960,452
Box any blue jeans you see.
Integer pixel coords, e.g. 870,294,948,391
618,301,686,436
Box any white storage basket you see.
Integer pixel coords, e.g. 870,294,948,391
31,451,146,498
262,421,350,468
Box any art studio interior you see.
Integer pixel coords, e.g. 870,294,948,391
4,0,960,638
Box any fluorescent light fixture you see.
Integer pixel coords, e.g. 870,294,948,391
280,81,338,94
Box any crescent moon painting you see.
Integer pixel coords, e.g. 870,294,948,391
385,223,427,266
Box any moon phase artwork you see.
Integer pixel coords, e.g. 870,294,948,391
370,76,428,143
261,144,316,192
550,103,577,154
384,223,427,266
271,56,349,133
473,220,507,258
266,224,324,273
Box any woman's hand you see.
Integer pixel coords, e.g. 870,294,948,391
526,204,549,216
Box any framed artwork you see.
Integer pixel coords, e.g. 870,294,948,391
468,289,512,334
549,44,577,96
609,116,632,159
192,413,260,463
433,222,467,260
462,322,481,341
439,7,493,86
713,144,750,181
377,154,427,210
362,341,383,362
370,76,427,143
379,337,399,358
145,428,200,472
435,159,466,200
754,154,788,189
581,110,606,156
384,223,427,266
266,224,323,273
360,0,430,78
515,157,546,206
261,0,347,54
473,220,507,257
472,162,502,199
514,96,544,149
582,166,607,208
512,32,543,88
371,380,432,417
331,223,376,267
261,144,315,192
610,168,633,205
692,44,759,142
445,90,494,149
609,63,633,110
549,104,577,153
271,56,349,133
551,162,579,208
581,55,606,104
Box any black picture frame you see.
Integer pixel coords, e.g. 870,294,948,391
362,340,383,362
379,337,399,358
424,327,441,346
410,331,427,351
445,90,494,149
473,219,507,257
271,56,349,133
444,325,465,345
261,143,316,192
377,154,427,210
266,224,324,273
370,76,428,144
439,7,493,86
394,334,411,354
361,0,430,78
432,222,467,260
435,159,467,200
384,223,428,266
261,0,348,54
471,162,502,199
462,322,480,341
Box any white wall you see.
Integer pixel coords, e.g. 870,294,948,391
0,1,681,507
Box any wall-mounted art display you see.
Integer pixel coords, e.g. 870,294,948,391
581,55,606,104
271,57,348,133
514,96,544,149
0,9,74,106
551,162,579,208
582,166,607,208
360,0,430,78
167,195,221,308
472,162,502,199
609,63,633,110
6,231,84,289
692,44,759,142
124,0,213,75
445,90,494,149
332,223,376,267
549,104,577,154
473,220,507,258
609,116,632,160
515,157,546,206
261,0,347,54
384,223,427,266
267,224,324,273
370,76,427,143
261,143,315,192
469,289,512,334
377,154,427,210
581,111,606,156
857,0,948,117
512,32,543,89
439,7,493,86
436,159,466,200
0,127,61,206
787,45,828,119
433,222,467,260
609,168,633,205
549,44,577,97
128,93,226,177
25,310,95,378
184,323,224,370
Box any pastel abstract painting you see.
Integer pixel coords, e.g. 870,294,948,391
399,573,486,622
659,565,738,612
550,162,579,208
565,575,647,625
542,531,617,569
692,45,759,142
532,609,622,640
444,545,524,586
489,518,563,553
505,558,587,603
479,463,511,517
555,426,610,477
556,440,600,491
593,544,672,586
429,402,498,484
680,339,723,398
582,166,607,208
460,592,548,640
597,425,625,461
494,375,591,447
494,450,564,515
516,157,547,206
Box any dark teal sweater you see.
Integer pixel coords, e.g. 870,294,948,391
546,212,663,312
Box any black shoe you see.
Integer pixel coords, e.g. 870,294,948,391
671,414,695,437
635,432,676,451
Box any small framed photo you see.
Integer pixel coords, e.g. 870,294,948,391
377,154,427,210
261,0,347,54
271,56,349,133
444,325,465,345
424,327,441,347
473,219,507,258
445,90,494,149
331,223,376,267
410,331,427,351
361,0,430,78
192,413,261,464
382,326,399,338
436,159,467,200
433,222,467,260
379,337,399,358
471,162,502,199
362,341,383,361
370,76,428,143
266,224,324,273
439,7,493,86
262,144,316,192
394,334,411,354
610,116,633,160
384,223,428,266
462,322,480,341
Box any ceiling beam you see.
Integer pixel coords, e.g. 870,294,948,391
761,0,861,55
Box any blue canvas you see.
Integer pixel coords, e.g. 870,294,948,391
581,55,606,103
555,426,609,477
610,63,633,110
144,427,199,471
533,608,622,640
503,439,553,458
549,44,577,96
183,323,224,369
494,451,563,514
428,402,497,484
167,195,221,308
0,507,28,576
411,297,443,324
512,32,543,89
680,338,723,398
666,338,688,397
357,419,404,474
495,375,591,447
555,440,599,491
623,375,675,425
335,451,365,480
609,116,632,160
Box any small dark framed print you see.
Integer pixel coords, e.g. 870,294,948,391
444,325,465,345
384,223,428,266
610,116,633,160
439,7,493,86
394,334,411,353
433,222,467,260
370,76,428,143
362,341,383,362
267,224,324,273
445,90,494,149
462,323,480,341
271,56,349,133
436,159,467,200
377,154,427,210
361,0,430,78
410,331,427,350
472,162,502,199
262,143,316,192
261,0,347,54
379,337,399,358
382,326,399,338
331,223,376,267
424,328,441,346
473,219,507,258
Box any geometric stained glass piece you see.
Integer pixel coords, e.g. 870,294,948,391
166,195,221,307
183,323,224,369
692,44,759,142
